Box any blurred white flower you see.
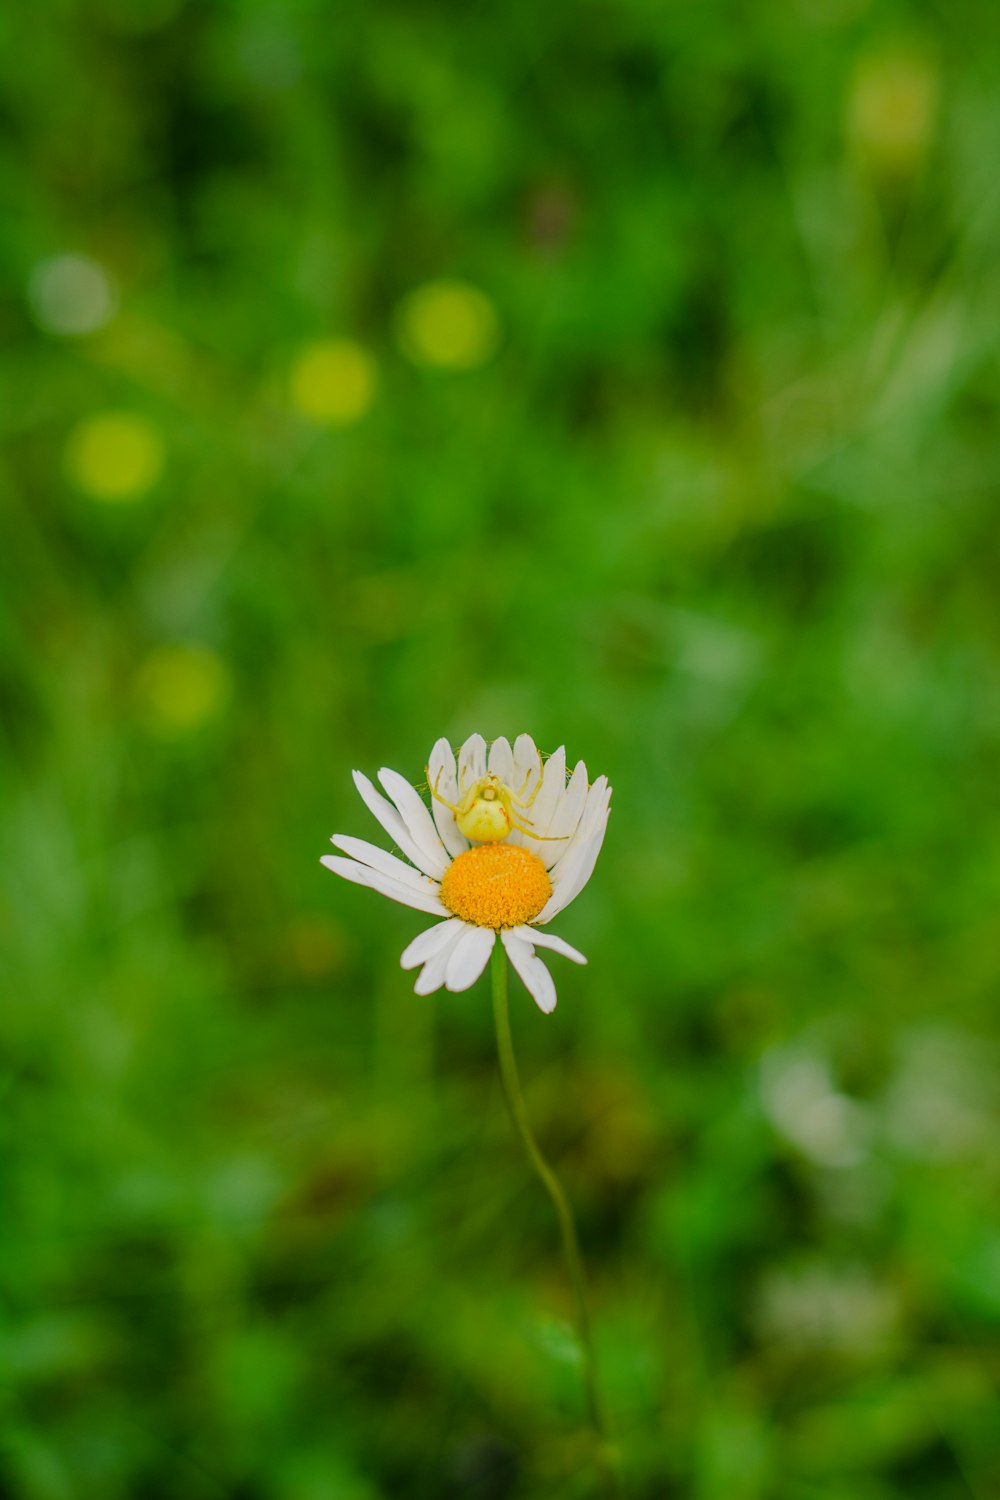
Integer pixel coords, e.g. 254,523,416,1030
29,253,118,336
760,1047,870,1168
755,1262,900,1352
884,1028,998,1161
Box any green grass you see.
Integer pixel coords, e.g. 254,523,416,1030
3,2,1000,1496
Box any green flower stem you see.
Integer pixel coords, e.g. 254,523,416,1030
490,942,622,1498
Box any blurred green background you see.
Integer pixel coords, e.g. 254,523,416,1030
3,1,1000,1496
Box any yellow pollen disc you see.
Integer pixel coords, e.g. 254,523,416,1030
439,843,552,930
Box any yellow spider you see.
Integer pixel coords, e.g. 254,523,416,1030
429,755,563,844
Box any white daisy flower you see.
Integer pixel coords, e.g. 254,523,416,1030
321,733,611,1013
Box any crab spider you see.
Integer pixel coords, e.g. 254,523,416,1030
428,755,567,845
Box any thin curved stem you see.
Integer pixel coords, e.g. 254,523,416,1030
490,943,622,1498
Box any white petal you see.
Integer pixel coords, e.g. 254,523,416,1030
516,757,589,872
445,926,495,992
400,918,465,970
508,745,565,860
548,774,602,876
505,735,545,854
532,746,566,831
414,925,466,995
513,926,587,964
457,732,487,793
352,768,406,843
511,733,543,801
377,768,449,878
543,760,590,866
501,930,557,1014
548,777,608,891
352,770,445,880
330,835,433,894
548,792,611,906
535,783,611,923
427,737,469,859
321,854,447,916
488,736,513,783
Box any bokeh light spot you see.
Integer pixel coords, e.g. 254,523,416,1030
67,412,165,502
29,253,118,337
848,49,939,174
135,643,229,738
396,280,500,370
289,340,377,426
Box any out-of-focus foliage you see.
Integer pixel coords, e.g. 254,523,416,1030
3,2,1000,1496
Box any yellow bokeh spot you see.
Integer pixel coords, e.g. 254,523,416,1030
66,411,165,502
848,50,939,174
135,643,229,738
289,340,377,425
396,280,500,370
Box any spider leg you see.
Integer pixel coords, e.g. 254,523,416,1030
426,766,464,817
509,815,569,842
509,753,545,810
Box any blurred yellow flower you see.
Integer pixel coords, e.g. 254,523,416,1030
848,48,939,175
289,339,377,425
395,280,500,370
66,411,165,502
135,643,229,738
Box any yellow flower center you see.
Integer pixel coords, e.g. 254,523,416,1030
439,843,552,930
